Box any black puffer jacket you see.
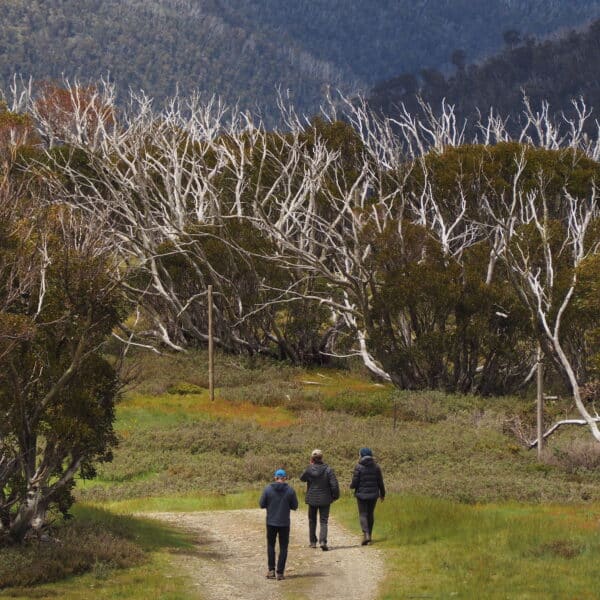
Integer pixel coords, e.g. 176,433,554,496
300,463,340,506
350,456,385,500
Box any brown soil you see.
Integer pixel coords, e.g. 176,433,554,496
142,508,385,600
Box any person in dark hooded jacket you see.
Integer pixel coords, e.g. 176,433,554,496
350,447,385,545
259,469,298,580
299,449,339,551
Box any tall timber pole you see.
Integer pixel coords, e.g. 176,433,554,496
536,344,544,459
208,285,214,401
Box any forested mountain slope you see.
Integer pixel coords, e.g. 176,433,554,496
1,0,338,117
230,0,600,86
2,0,600,116
369,18,600,133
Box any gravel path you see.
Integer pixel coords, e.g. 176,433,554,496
142,508,385,600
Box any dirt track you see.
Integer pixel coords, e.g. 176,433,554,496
143,508,385,600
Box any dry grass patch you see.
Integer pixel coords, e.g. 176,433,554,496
122,391,295,428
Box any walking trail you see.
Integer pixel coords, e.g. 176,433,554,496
142,508,385,600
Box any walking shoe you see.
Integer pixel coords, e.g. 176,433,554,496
276,573,285,580
309,543,317,548
266,570,276,579
361,533,370,546
320,543,329,551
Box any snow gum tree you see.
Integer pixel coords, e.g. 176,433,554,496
0,102,125,543
483,146,600,440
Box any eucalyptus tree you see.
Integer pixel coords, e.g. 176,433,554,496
483,146,600,441
0,102,125,541
338,96,600,398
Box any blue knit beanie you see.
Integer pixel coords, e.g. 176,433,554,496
359,447,373,457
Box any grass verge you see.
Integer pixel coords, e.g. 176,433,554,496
96,490,260,514
334,495,600,599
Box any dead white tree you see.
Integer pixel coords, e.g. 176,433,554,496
335,93,600,391
17,82,600,388
487,161,600,441
34,84,347,361
46,90,252,351
477,95,600,160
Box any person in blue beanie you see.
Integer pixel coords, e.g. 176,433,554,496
350,447,385,545
259,468,298,580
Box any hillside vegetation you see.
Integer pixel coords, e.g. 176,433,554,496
2,1,600,116
81,350,600,506
369,17,600,134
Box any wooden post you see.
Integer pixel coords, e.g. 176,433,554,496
536,344,544,459
208,285,214,401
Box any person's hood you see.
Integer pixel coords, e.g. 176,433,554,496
271,482,289,493
307,463,328,476
359,455,374,466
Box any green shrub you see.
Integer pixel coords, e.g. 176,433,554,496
529,539,584,559
166,382,205,394
547,438,600,473
124,349,300,396
322,390,392,416
219,380,304,407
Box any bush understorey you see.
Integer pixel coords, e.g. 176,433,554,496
0,510,144,589
77,352,600,505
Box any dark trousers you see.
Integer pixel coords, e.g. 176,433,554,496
357,498,378,534
308,504,330,544
266,525,290,574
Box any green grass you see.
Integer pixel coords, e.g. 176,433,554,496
0,553,192,600
334,495,600,599
118,391,296,429
95,490,260,514
79,399,600,505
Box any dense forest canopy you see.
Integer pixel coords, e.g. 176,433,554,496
230,0,600,84
2,0,600,117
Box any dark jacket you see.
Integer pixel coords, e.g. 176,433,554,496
259,482,299,527
350,456,385,500
300,462,340,506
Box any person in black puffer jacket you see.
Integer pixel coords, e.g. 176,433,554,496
299,449,340,551
350,447,385,545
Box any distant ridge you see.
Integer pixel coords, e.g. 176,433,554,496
368,18,600,134
2,1,600,117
